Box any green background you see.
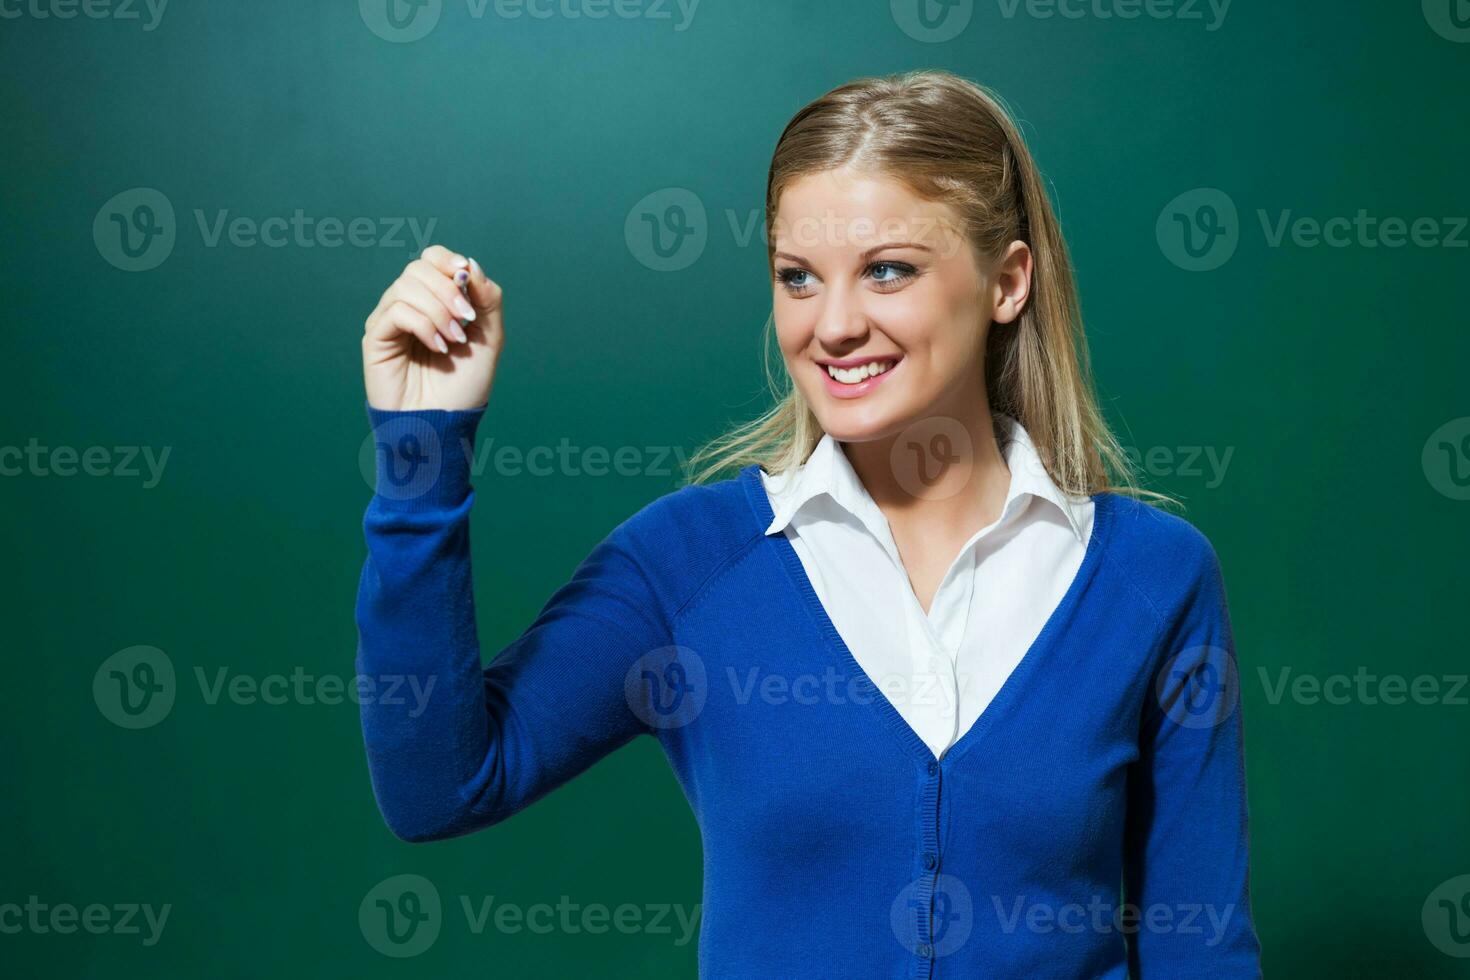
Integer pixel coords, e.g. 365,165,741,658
4,0,1468,975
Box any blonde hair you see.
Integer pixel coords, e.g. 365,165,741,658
685,69,1156,502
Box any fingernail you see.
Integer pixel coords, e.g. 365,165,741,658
451,322,468,344
454,297,476,320
469,257,483,277
453,269,469,286
436,335,449,354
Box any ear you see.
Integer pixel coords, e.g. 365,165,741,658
990,240,1033,325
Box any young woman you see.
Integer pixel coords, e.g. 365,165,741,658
356,70,1262,977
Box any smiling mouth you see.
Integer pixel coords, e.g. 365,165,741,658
823,359,898,385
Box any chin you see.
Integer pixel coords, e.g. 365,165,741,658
807,396,912,445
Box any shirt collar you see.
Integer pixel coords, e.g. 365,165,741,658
761,414,1088,543
995,414,1089,543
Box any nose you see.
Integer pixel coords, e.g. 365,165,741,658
812,281,871,349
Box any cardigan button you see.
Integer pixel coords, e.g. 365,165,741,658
916,943,933,959
923,852,937,870
927,761,939,777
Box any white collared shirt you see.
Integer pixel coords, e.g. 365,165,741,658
759,415,1095,759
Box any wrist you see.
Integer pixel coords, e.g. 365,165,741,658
364,403,486,510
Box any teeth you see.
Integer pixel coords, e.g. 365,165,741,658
826,360,894,385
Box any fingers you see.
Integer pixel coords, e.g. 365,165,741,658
379,301,447,355
419,244,470,277
464,256,503,314
394,277,465,351
363,245,502,357
404,261,476,338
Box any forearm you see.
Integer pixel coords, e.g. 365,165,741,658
354,405,666,842
355,406,504,841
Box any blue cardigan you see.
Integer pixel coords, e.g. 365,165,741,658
356,407,1262,978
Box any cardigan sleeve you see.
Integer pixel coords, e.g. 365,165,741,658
354,406,670,842
1123,537,1263,977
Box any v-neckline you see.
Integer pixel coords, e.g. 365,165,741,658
739,464,1117,771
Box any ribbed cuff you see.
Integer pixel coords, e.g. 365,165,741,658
364,402,487,511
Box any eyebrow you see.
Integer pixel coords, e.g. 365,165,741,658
772,241,934,265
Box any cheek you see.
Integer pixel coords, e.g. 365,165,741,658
772,295,814,357
870,285,974,360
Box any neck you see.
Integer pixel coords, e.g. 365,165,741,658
841,385,1011,539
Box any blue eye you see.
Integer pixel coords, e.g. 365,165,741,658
869,261,917,284
777,267,813,290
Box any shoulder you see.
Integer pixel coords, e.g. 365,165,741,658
1097,492,1227,626
604,466,768,612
